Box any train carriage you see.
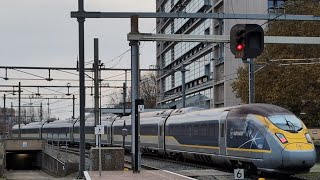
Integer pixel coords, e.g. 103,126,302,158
12,103,316,174
165,107,226,163
20,122,43,139
100,115,117,145
42,119,73,143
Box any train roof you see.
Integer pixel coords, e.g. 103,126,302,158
119,109,174,120
14,121,44,129
228,103,292,117
170,107,206,115
174,103,291,117
41,118,75,128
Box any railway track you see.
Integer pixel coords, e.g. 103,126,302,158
127,154,310,180
62,146,90,158
124,154,234,180
47,145,312,180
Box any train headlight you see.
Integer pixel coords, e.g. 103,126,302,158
305,133,313,144
275,133,288,144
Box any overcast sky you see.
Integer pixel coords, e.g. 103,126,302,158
0,0,156,119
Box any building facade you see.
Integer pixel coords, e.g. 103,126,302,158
156,0,284,109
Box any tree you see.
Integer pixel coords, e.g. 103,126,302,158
106,89,123,108
139,72,157,108
232,0,320,127
106,72,157,108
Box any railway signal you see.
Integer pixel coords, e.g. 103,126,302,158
230,24,264,58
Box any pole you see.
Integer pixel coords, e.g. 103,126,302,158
3,94,6,137
18,82,21,138
77,0,86,177
40,102,43,139
181,67,186,108
40,102,43,121
72,95,75,119
249,58,255,104
94,38,100,147
123,82,126,116
130,16,141,173
10,102,13,138
123,70,127,149
99,134,101,176
47,99,50,121
99,66,102,124
122,120,126,148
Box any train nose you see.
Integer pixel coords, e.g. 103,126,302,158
281,145,316,172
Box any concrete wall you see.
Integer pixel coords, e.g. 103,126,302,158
5,139,44,151
90,147,124,171
42,152,78,177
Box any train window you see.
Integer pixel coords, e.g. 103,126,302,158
200,125,207,136
159,125,162,136
193,125,199,136
171,126,175,135
168,126,173,135
179,125,183,136
188,126,192,136
268,114,303,132
209,124,215,137
184,125,187,135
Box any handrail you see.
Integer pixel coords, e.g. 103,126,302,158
43,148,65,165
44,143,65,165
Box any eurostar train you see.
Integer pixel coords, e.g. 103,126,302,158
12,104,316,174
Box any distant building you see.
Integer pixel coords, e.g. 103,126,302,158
155,0,285,109
0,108,15,135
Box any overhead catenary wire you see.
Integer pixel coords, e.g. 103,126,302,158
12,69,48,80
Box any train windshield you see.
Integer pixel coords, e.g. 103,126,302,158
268,114,303,132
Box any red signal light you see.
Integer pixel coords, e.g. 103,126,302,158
236,43,244,51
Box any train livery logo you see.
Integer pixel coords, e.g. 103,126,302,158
228,119,268,150
230,128,245,139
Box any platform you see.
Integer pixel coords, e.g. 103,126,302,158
6,170,76,180
84,170,196,180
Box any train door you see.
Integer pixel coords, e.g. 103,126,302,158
106,125,110,145
158,121,163,149
219,111,228,155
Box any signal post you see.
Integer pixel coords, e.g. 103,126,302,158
230,24,264,104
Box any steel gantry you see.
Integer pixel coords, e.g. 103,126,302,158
127,34,320,45
71,8,320,177
71,11,320,21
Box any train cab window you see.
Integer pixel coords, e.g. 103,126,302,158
268,114,303,132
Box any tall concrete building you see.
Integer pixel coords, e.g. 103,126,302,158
156,0,284,109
